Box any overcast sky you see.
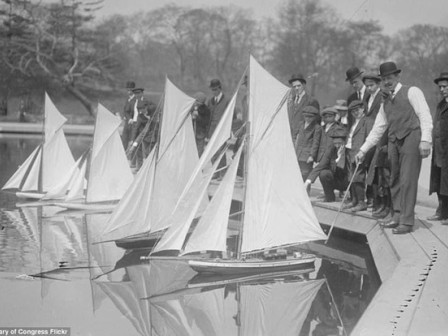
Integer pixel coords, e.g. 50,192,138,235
97,0,447,34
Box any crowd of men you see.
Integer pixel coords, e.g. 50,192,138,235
119,61,448,235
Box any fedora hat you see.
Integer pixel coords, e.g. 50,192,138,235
302,105,319,116
378,62,401,77
345,67,363,82
434,72,448,84
288,73,307,85
362,72,381,83
125,81,135,89
209,79,222,89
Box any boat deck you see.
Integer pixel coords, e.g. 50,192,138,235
311,195,448,336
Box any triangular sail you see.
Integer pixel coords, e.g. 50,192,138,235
151,152,224,254
87,104,133,202
2,145,41,190
240,279,324,335
148,79,199,232
182,144,244,255
44,92,67,143
20,147,42,191
100,148,157,242
65,154,88,201
241,56,327,253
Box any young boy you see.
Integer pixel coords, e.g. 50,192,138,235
342,100,374,212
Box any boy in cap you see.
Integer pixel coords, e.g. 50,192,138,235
316,106,339,163
294,105,322,181
305,125,349,202
335,99,349,129
342,100,374,212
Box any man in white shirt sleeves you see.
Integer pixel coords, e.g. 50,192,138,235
355,62,432,234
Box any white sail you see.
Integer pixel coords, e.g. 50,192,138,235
177,90,238,204
101,148,157,242
42,152,87,200
241,56,327,253
240,279,324,336
148,79,199,232
20,147,42,191
65,155,88,201
151,153,223,254
44,92,67,143
87,104,133,202
182,144,243,255
2,145,41,190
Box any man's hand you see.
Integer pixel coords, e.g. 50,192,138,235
304,180,312,195
355,150,365,165
128,119,134,125
306,156,314,164
419,141,431,158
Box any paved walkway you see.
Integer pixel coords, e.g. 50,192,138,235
312,196,448,336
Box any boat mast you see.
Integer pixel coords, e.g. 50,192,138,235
85,106,99,202
38,94,46,193
236,67,250,260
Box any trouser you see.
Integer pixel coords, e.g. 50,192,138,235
319,168,348,202
388,129,422,226
299,161,313,182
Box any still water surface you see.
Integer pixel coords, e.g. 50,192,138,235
0,136,380,336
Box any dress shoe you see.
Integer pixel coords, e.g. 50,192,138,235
350,202,368,213
380,219,399,229
342,202,356,210
426,214,442,221
392,225,412,234
372,204,386,215
373,207,390,219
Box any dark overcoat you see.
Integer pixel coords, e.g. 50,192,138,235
207,94,230,138
295,121,322,162
287,91,320,141
316,122,339,163
430,99,448,196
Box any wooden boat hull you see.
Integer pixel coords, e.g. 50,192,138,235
114,229,167,250
53,201,117,211
188,255,316,275
15,191,45,200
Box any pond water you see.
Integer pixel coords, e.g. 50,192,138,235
0,136,381,336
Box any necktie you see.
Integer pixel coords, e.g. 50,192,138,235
358,91,361,101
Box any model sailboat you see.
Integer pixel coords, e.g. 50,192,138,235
2,93,76,199
149,55,327,274
99,78,233,248
53,104,133,211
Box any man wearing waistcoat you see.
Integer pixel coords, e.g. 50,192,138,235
355,62,433,234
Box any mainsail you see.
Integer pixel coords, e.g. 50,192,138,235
2,93,75,194
86,104,133,203
241,56,327,253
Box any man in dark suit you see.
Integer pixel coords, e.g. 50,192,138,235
342,100,374,212
121,81,136,148
316,106,339,163
305,125,349,202
207,79,230,140
356,62,433,234
191,92,211,157
287,73,320,143
428,72,448,224
346,67,370,129
294,105,322,181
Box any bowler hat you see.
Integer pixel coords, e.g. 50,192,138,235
362,72,381,83
434,72,448,84
302,105,319,116
335,99,348,111
378,62,401,77
288,73,307,85
348,100,364,111
209,79,222,89
345,67,363,82
194,92,207,104
330,126,347,139
125,81,135,89
320,106,338,116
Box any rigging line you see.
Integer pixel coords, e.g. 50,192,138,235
348,0,370,22
323,276,348,336
325,160,361,244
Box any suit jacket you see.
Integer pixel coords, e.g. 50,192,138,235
287,91,320,141
123,95,136,120
207,94,230,138
316,122,339,163
192,104,211,140
346,116,374,163
347,89,370,128
295,121,321,162
430,99,448,195
308,145,349,183
365,92,382,121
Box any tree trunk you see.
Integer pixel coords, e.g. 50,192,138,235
65,84,96,116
